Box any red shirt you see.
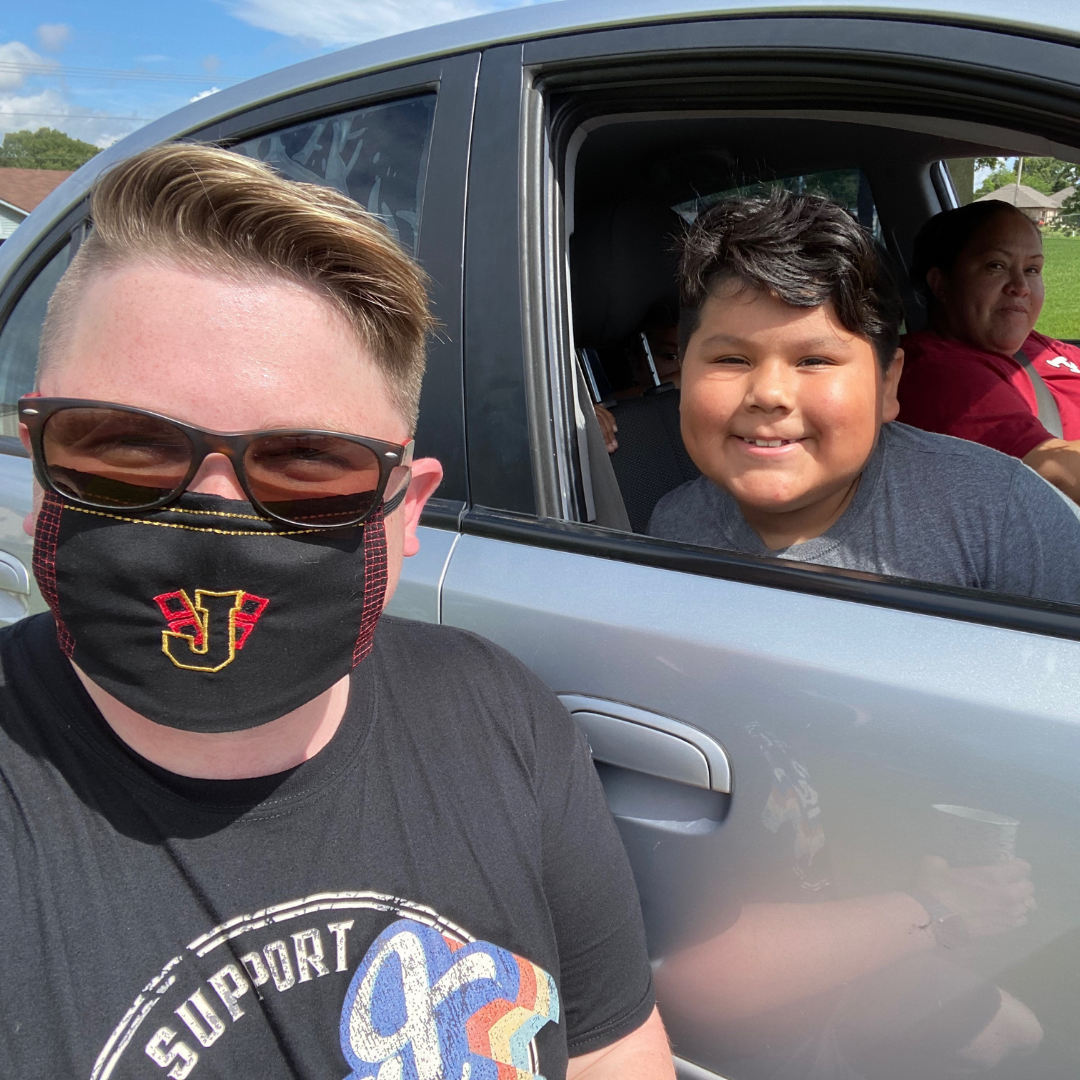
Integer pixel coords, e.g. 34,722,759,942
898,328,1080,459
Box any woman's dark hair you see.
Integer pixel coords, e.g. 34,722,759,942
678,189,904,370
909,200,1033,303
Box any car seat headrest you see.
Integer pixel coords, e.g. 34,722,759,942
571,198,683,348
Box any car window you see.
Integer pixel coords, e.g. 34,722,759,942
673,167,881,238
0,242,70,438
566,115,1080,612
945,154,1080,340
232,94,436,256
0,93,438,448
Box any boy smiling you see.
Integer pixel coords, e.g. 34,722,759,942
649,191,1080,604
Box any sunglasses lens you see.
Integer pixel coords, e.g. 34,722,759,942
244,433,384,526
41,407,193,508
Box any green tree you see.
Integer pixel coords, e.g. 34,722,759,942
0,128,100,171
976,165,1018,198
975,156,1080,198
1020,157,1079,195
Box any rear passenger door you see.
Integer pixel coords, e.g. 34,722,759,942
0,51,478,625
445,27,1080,1080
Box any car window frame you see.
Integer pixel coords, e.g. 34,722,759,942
201,54,478,506
459,15,1080,641
0,52,478,507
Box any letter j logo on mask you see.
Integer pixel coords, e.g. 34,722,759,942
154,589,270,672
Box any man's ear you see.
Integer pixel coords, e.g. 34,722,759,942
398,457,443,558
882,349,905,423
18,393,41,538
925,267,948,305
17,390,40,456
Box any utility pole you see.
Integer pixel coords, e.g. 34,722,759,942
1014,157,1024,204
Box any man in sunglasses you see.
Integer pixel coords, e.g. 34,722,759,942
0,145,671,1079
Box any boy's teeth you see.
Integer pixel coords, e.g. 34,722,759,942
747,438,788,447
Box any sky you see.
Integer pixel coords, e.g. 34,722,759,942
0,0,542,149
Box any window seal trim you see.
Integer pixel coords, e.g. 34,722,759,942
0,437,28,459
460,505,1080,642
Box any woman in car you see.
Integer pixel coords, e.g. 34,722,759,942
898,200,1080,503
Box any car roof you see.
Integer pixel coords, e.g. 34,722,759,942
3,0,1079,281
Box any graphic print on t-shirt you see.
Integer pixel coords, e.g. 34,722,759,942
93,891,560,1080
341,920,558,1080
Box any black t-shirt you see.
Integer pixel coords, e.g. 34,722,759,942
0,613,653,1079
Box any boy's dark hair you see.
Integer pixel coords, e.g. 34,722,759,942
909,201,1035,304
678,190,904,369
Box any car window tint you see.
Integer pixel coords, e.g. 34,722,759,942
673,168,881,238
947,155,1080,341
233,94,437,256
0,242,70,438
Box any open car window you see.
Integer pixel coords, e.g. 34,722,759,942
563,111,1080,614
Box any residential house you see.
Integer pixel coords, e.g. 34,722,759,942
976,182,1057,224
0,168,74,243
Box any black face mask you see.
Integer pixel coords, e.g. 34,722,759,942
32,490,388,733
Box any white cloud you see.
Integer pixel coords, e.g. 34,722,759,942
0,86,142,147
224,0,515,46
0,40,55,91
36,23,71,53
189,86,222,103
0,39,144,149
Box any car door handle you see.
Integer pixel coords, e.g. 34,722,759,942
0,551,30,627
559,695,731,793
0,551,29,596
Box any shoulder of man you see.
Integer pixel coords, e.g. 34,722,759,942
373,614,538,681
0,613,80,801
0,611,66,704
369,615,578,740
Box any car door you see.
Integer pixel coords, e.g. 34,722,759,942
0,49,478,626
445,24,1080,1080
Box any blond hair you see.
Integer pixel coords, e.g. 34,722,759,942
39,143,434,429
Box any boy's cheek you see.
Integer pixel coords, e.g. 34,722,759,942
679,403,732,478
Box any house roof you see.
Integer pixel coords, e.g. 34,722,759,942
976,183,1057,208
1049,185,1076,207
0,168,74,215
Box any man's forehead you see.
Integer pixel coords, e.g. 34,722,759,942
44,263,408,439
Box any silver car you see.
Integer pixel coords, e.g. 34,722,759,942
3,1,1080,1076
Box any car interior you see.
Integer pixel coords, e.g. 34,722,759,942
564,111,1080,533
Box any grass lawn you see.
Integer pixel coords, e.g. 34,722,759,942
1036,234,1080,341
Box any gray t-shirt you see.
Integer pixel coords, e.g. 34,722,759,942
649,422,1080,605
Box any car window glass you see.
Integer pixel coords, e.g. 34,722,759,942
673,168,881,238
946,155,1080,341
0,93,438,451
0,242,70,438
233,94,437,256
